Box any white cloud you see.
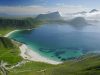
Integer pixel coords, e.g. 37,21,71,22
56,3,66,6
0,6,49,14
85,12,100,20
72,10,100,21
0,5,88,15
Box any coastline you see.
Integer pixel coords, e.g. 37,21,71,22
5,30,62,65
4,30,20,37
4,28,36,37
19,44,62,65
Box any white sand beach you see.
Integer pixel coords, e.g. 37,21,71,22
4,29,62,65
19,44,62,65
4,30,20,37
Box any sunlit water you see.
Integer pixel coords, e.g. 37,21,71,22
9,23,100,61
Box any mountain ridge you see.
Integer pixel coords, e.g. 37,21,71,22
35,11,62,21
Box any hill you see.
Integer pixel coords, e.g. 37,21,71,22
0,17,44,29
68,17,88,26
65,17,91,29
0,37,22,64
8,54,100,75
46,54,100,75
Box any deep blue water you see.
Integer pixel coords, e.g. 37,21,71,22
9,23,100,61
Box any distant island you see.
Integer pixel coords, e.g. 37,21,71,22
67,17,90,28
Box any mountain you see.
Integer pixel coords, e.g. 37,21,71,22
0,18,38,29
68,17,89,26
35,11,62,21
89,9,99,13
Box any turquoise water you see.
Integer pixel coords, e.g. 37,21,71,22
9,23,100,61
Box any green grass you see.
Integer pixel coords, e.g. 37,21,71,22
9,61,54,75
45,54,100,75
7,54,100,75
0,37,22,65
0,27,14,36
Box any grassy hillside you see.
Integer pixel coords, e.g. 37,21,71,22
8,54,100,75
45,54,100,75
9,61,54,75
0,37,22,64
0,17,45,29
0,27,14,36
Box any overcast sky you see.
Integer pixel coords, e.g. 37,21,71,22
0,0,99,15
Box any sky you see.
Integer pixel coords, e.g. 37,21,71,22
0,0,99,15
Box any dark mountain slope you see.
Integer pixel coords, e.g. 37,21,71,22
35,12,62,21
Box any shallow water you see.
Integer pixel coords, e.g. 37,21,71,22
9,23,100,61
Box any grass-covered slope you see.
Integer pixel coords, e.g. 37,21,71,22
0,17,45,29
45,54,100,75
0,37,22,64
10,61,54,75
8,54,100,75
0,27,14,36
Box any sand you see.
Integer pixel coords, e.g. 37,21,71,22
19,44,62,65
4,30,20,37
5,30,62,65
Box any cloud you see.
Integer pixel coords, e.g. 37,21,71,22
53,5,88,15
0,6,49,14
72,10,100,21
85,12,100,20
0,5,88,15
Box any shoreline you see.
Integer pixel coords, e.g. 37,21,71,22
4,28,36,37
4,30,20,37
5,29,62,65
19,44,62,65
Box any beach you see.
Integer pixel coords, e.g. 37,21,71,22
5,30,62,65
19,44,62,65
4,30,20,37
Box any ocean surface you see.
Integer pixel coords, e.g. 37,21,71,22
9,23,100,62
